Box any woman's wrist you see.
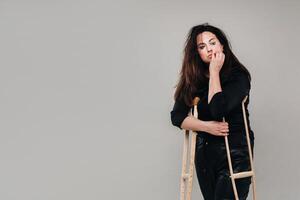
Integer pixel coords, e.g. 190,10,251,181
209,69,220,76
198,120,208,132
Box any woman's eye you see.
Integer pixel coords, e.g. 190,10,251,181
198,42,216,50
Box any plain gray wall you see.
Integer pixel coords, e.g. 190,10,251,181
0,0,299,199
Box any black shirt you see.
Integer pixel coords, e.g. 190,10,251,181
170,67,255,147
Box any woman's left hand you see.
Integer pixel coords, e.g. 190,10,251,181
209,51,225,74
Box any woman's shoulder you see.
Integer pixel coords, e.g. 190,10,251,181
223,66,250,83
230,66,248,75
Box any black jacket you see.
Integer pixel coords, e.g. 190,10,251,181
170,67,254,147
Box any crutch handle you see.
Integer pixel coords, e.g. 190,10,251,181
193,97,200,106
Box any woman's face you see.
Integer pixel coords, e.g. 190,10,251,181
196,31,224,64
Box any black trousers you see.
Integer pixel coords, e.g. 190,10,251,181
194,137,254,200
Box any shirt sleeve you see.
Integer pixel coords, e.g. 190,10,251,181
208,69,250,120
170,98,191,130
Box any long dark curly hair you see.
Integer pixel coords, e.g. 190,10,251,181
174,23,251,106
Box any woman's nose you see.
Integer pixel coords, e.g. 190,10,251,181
206,46,212,52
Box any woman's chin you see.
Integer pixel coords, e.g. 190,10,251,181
203,60,210,64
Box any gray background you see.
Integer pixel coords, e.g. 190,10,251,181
0,0,299,199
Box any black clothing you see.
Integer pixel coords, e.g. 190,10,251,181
170,67,255,199
195,137,253,200
170,67,254,147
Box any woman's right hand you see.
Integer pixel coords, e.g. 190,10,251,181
203,121,229,136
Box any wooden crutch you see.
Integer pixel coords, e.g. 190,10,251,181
223,95,257,200
180,97,200,200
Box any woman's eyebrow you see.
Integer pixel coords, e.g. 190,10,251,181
197,38,216,46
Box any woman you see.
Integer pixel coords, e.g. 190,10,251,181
170,23,255,200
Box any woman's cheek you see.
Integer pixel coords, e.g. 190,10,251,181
199,52,205,60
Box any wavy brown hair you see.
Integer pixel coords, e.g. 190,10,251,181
174,23,251,106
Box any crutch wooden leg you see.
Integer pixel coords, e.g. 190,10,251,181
241,96,257,200
180,97,200,200
223,95,257,200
